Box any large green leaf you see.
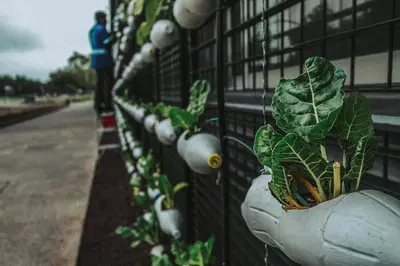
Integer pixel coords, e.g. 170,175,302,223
343,134,377,190
133,0,145,15
186,80,211,119
169,107,198,131
146,0,164,25
188,237,215,265
136,21,152,46
272,133,333,201
334,92,374,154
253,124,283,168
272,56,346,142
171,240,190,266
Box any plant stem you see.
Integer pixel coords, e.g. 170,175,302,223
333,162,341,198
342,153,347,169
320,145,328,162
291,172,321,203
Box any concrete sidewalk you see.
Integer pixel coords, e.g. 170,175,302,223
0,102,97,266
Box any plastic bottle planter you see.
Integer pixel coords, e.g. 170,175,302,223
177,131,222,175
141,43,156,63
173,0,208,29
132,53,145,70
181,0,216,16
136,157,146,175
125,162,135,175
241,175,400,266
150,20,179,50
144,114,158,133
127,105,138,118
133,107,146,123
150,245,165,257
155,195,183,239
147,187,161,200
132,147,143,159
155,119,179,146
120,42,127,52
127,15,135,26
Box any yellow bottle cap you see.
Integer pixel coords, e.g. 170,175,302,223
207,153,222,169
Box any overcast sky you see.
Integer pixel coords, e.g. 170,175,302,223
0,0,108,81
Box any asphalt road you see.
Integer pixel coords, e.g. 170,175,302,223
0,102,97,265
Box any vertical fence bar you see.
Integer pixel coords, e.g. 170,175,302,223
387,0,396,89
154,51,163,168
216,1,230,265
179,29,193,242
350,0,357,90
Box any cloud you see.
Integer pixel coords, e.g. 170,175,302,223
0,16,43,53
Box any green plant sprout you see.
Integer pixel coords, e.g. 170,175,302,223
253,57,377,210
169,80,211,138
135,0,173,45
115,213,160,247
151,254,173,266
130,172,142,188
155,102,173,119
133,188,154,212
158,175,188,209
171,237,215,266
137,152,161,188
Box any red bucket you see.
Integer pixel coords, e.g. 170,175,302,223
100,113,116,128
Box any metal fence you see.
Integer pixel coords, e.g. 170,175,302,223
115,0,400,265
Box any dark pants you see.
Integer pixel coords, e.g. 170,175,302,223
95,68,114,113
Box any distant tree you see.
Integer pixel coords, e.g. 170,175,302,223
47,51,96,94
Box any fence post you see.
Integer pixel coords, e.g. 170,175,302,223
153,50,163,166
178,29,194,242
215,2,230,265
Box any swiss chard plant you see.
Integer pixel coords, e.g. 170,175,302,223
169,80,211,138
151,254,173,266
130,172,142,188
115,213,160,247
133,188,154,212
137,152,160,188
171,237,215,266
135,0,174,45
253,56,377,210
155,102,173,119
158,174,188,210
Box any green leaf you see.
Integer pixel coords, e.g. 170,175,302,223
273,133,333,201
133,0,145,15
115,226,138,239
269,160,291,204
155,103,171,118
158,175,174,208
253,124,283,168
136,21,152,46
343,134,377,190
334,92,374,154
152,255,173,266
272,56,346,142
146,0,164,25
169,107,198,131
186,80,211,119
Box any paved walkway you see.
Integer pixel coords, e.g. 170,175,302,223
0,102,97,266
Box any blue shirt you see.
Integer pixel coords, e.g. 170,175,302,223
89,23,113,69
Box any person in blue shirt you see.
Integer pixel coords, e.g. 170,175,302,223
89,11,114,114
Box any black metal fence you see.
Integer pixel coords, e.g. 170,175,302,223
114,0,400,265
